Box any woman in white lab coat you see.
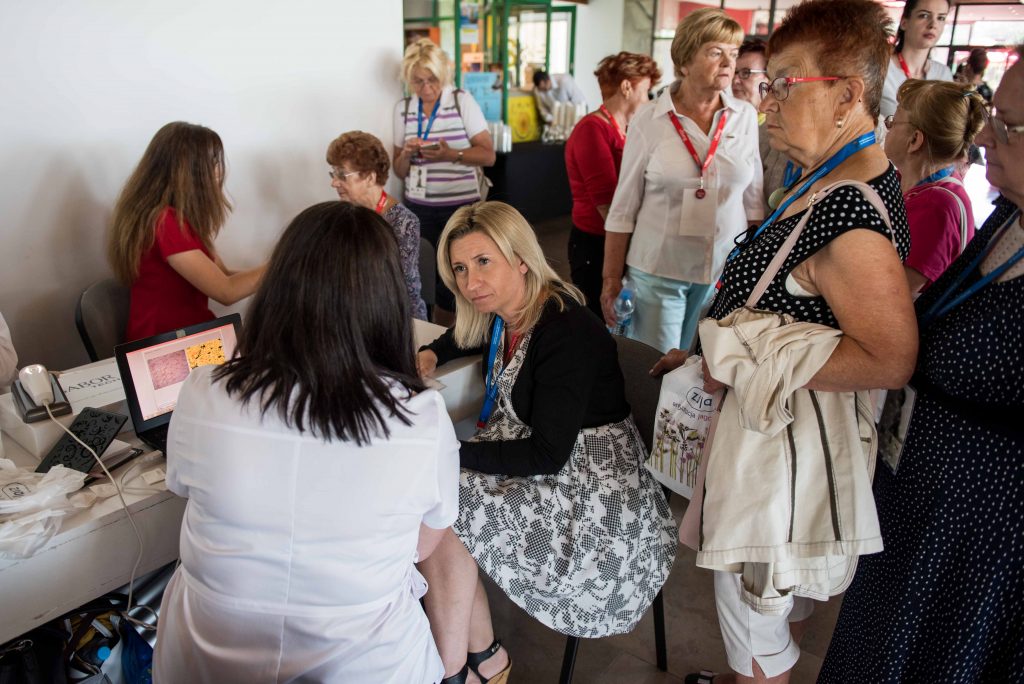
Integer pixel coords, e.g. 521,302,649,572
153,201,460,683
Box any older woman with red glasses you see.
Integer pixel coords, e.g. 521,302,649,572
653,1,916,681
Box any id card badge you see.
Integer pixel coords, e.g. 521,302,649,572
678,185,718,237
407,165,428,201
877,384,917,474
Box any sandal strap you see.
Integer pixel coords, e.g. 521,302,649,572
466,639,502,671
441,663,470,684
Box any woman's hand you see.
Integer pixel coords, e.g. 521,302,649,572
400,138,421,159
416,349,438,378
600,277,623,328
702,356,726,394
419,139,452,162
649,348,689,376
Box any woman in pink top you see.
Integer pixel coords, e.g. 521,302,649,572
884,80,987,294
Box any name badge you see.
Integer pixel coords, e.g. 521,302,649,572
878,384,917,474
679,185,718,237
407,165,428,201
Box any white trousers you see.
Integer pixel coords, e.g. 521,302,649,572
713,570,815,678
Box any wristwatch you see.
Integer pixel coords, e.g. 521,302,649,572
457,150,464,163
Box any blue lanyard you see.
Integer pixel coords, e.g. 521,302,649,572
728,132,876,264
783,161,802,188
417,98,441,140
921,209,1023,327
477,317,506,428
915,166,954,187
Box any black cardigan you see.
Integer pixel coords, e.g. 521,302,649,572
424,298,631,476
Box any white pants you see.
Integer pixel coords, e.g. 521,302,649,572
713,571,815,678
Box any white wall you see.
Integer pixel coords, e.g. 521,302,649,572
558,0,625,107
0,1,404,370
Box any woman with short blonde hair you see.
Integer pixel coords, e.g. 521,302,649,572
417,201,676,683
603,8,763,353
393,39,495,322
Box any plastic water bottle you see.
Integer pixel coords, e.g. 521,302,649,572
610,278,636,336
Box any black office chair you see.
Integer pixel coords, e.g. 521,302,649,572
559,335,670,683
75,278,130,361
418,237,437,318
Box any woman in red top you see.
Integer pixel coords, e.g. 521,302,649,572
564,53,661,319
108,122,266,341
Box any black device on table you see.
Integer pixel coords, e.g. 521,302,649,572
114,315,242,453
35,408,127,474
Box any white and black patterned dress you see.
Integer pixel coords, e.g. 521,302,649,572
819,198,1024,682
454,324,679,638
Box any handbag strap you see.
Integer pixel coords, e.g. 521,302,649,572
745,179,894,308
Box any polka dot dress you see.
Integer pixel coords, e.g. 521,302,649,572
819,197,1024,683
706,165,909,328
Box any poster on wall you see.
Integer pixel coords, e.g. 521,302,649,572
462,72,502,122
460,3,479,44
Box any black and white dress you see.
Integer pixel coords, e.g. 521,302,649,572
819,198,1024,683
428,299,678,638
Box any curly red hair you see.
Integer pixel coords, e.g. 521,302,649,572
326,131,390,186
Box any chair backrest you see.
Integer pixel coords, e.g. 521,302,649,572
418,237,437,310
75,278,131,361
613,335,664,453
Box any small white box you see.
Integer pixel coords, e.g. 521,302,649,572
0,393,74,461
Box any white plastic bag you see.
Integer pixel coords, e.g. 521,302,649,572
646,356,721,499
0,458,94,559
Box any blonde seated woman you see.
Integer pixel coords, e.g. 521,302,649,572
416,201,677,683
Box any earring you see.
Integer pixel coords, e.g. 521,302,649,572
835,118,845,129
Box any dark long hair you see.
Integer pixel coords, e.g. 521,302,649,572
894,0,949,54
108,122,230,284
215,201,425,444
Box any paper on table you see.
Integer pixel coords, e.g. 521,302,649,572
58,362,124,414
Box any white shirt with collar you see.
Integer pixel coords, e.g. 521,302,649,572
606,82,764,284
880,57,954,117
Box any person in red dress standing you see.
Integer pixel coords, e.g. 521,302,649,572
108,122,266,341
564,52,661,319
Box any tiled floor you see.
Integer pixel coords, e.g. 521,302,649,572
499,217,842,683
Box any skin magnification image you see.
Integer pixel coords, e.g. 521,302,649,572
146,349,190,390
186,339,226,369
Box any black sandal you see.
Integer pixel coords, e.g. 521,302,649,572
467,640,512,684
441,663,470,683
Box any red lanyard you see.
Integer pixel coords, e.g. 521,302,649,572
666,110,728,199
897,53,913,79
375,190,388,215
503,333,520,365
599,105,625,143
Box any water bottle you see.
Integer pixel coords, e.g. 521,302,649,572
610,278,636,336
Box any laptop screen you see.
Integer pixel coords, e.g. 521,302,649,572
115,315,241,432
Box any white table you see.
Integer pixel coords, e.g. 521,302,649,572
0,319,481,645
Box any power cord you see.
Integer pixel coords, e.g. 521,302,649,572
45,403,155,632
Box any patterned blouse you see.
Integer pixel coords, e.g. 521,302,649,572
384,202,428,320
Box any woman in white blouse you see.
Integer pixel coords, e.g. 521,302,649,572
154,202,460,684
602,8,763,353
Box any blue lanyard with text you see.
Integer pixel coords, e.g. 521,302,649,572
915,166,954,187
921,209,1024,328
417,98,441,140
477,317,506,428
727,131,876,265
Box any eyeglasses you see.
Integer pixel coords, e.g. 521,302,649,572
410,76,440,88
983,108,1024,145
758,76,844,102
882,115,916,131
736,68,767,80
328,168,360,181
